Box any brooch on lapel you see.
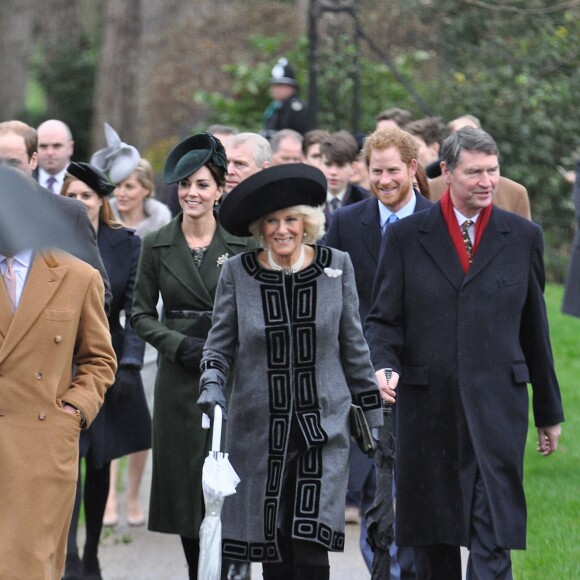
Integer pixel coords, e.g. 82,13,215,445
217,253,229,267
324,267,342,278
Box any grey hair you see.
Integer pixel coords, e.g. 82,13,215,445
227,132,272,167
440,127,499,172
270,129,303,153
248,204,326,248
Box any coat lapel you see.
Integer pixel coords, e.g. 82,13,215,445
463,209,508,286
200,224,253,295
0,251,67,363
158,219,214,307
360,199,382,264
418,204,465,291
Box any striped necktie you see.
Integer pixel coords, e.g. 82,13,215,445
3,257,17,312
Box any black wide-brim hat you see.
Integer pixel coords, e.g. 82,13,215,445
219,163,327,237
67,162,115,197
164,132,227,185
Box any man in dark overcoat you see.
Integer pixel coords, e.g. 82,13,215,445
365,127,564,579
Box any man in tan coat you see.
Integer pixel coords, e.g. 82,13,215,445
0,246,116,579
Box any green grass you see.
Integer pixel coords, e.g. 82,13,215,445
511,284,580,579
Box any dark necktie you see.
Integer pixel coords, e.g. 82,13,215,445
46,176,57,193
382,213,399,236
461,219,474,263
329,197,339,213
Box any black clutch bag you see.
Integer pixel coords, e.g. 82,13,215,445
350,403,376,456
185,312,213,339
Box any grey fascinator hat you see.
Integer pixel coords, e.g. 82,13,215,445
90,123,141,184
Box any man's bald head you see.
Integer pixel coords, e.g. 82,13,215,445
37,119,74,175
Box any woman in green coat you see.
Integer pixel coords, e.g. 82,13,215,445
131,133,256,578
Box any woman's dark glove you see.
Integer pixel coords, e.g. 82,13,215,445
197,382,227,420
111,366,140,403
177,336,205,371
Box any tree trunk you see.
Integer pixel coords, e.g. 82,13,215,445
0,0,35,119
91,0,141,151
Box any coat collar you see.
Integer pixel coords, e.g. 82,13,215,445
0,250,68,362
418,203,509,291
154,214,253,308
360,191,432,264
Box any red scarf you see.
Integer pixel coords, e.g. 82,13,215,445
440,189,492,273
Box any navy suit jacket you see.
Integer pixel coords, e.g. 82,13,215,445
323,183,370,232
324,191,432,323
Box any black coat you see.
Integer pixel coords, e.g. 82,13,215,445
323,183,371,232
324,191,431,323
365,204,564,549
263,94,309,136
80,225,151,467
562,161,580,316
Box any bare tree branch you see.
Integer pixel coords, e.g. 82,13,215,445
462,0,580,15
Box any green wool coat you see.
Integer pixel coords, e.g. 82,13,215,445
131,214,256,538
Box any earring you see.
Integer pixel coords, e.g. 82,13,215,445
214,200,220,207
303,232,307,238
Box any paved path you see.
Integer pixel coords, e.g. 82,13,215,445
86,346,371,579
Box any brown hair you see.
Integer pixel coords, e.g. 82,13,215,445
61,174,123,229
302,129,330,155
0,120,37,159
319,131,359,165
375,108,413,129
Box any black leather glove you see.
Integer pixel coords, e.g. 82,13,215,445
197,382,227,420
177,336,205,371
110,366,140,403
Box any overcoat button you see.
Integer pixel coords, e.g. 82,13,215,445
38,413,46,421
36,372,43,380
54,335,63,343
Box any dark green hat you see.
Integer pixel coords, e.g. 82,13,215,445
219,163,326,237
163,132,227,185
66,162,115,197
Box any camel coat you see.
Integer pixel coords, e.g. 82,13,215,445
0,250,117,579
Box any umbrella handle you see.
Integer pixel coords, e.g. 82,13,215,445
212,405,223,452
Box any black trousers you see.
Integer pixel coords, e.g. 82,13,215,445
414,471,512,580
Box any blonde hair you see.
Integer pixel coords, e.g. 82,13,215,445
249,204,325,248
131,158,155,198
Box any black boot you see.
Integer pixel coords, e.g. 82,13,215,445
82,553,102,580
62,553,82,580
293,565,330,580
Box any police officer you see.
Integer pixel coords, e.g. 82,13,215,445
262,58,309,138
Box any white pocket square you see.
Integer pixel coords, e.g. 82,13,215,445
324,267,343,278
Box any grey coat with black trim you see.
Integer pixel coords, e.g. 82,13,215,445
201,245,382,562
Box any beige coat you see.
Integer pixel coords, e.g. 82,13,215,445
0,250,117,579
428,174,532,220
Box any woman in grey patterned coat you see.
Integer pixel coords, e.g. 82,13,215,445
198,164,383,580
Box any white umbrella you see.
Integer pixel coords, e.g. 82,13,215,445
198,407,240,580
